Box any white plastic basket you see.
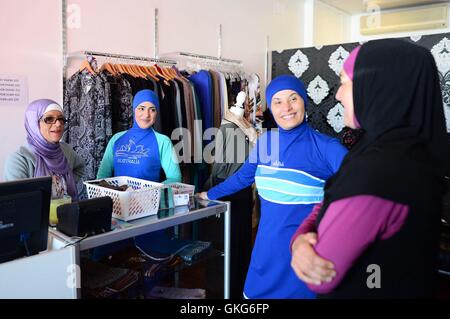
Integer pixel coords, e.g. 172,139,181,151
84,176,163,221
167,183,195,206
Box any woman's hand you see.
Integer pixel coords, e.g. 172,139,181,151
291,232,336,285
197,192,209,200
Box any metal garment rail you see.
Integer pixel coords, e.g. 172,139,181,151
66,50,177,65
159,51,243,65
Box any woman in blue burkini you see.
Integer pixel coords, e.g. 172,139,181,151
199,75,348,298
95,89,181,258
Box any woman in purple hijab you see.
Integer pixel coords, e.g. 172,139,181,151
4,99,85,200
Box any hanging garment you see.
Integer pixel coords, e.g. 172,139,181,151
180,77,196,159
217,72,228,120
110,74,133,134
148,77,163,133
95,71,113,172
172,80,184,128
159,78,178,140
190,81,204,160
189,70,214,138
64,71,101,181
209,70,222,129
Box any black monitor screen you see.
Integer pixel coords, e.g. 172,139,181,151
0,176,52,263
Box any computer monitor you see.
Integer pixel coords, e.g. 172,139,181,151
0,176,52,264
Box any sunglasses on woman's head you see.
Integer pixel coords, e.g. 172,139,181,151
40,116,68,125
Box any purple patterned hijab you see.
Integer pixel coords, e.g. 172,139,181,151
25,99,78,199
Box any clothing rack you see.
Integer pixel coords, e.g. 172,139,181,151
63,51,178,82
66,50,177,65
159,51,243,66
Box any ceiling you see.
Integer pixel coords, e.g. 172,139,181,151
319,0,449,14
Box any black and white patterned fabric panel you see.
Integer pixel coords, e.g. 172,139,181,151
272,33,450,138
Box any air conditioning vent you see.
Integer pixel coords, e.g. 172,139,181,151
360,5,448,35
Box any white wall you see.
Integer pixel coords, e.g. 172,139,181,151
0,0,307,181
66,0,305,84
314,0,351,46
0,0,62,181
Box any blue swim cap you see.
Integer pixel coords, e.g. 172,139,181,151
266,75,308,110
132,89,159,110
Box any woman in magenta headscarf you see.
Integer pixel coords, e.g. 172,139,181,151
290,39,449,298
4,99,85,200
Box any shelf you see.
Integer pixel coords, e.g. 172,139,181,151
149,249,224,299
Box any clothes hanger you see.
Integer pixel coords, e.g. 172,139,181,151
79,59,97,75
154,64,171,81
174,66,185,79
160,66,170,79
113,59,133,76
100,62,117,76
171,66,186,80
137,64,151,78
146,65,159,81
98,55,116,75
151,64,171,86
139,65,159,81
114,63,124,74
123,63,139,77
131,64,146,78
162,66,176,80
154,64,169,79
113,59,127,74
147,65,160,77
